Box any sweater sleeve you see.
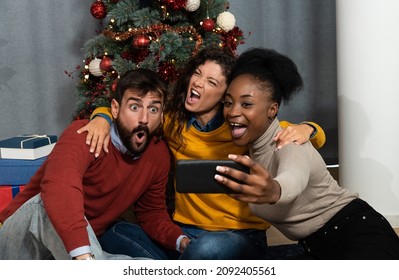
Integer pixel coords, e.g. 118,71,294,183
40,120,95,252
273,143,312,204
279,120,326,149
90,107,112,121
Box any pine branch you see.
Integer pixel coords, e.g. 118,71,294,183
137,54,158,72
203,32,223,49
112,55,137,75
81,35,122,58
158,32,183,61
131,7,161,27
107,0,140,26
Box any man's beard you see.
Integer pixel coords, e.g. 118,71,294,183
115,118,153,155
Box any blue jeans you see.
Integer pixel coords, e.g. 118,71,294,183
99,221,268,260
99,222,175,259
180,224,267,259
0,194,134,260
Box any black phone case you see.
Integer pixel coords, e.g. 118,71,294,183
175,159,249,193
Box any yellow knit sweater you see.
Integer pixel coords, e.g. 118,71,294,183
163,115,269,230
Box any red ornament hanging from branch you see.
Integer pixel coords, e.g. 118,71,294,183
90,1,107,19
100,56,113,72
111,79,118,92
201,18,215,32
132,35,151,48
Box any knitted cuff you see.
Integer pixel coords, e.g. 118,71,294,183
93,113,113,127
301,122,317,139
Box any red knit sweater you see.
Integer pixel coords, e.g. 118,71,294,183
0,120,183,252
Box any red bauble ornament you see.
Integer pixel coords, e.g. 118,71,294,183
100,56,113,72
90,1,107,19
111,79,118,92
133,35,151,48
201,18,215,32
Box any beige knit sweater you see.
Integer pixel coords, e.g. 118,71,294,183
249,118,358,241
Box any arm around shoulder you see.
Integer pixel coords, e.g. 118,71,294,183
278,120,326,149
77,107,113,157
90,107,113,121
301,121,326,149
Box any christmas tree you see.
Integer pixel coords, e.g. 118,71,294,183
69,0,246,119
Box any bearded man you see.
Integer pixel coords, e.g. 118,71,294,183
0,69,186,260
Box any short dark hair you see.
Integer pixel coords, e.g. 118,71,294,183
114,68,168,106
229,48,303,105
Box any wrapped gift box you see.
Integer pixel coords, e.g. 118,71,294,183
0,157,46,185
0,134,57,160
0,185,25,212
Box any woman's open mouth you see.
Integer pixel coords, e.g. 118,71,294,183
229,122,247,138
187,89,200,104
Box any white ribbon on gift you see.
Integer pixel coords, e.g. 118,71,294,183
19,134,52,149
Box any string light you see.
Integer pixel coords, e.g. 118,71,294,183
103,23,203,56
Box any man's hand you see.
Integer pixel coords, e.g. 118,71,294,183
179,237,191,254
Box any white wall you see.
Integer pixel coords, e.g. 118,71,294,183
337,0,399,226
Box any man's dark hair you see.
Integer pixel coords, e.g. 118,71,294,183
114,68,168,106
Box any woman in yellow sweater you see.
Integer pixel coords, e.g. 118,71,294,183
79,47,326,259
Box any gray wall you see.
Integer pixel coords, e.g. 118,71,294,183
0,0,100,139
230,0,337,162
0,0,337,162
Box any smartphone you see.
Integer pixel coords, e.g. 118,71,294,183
175,159,249,193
